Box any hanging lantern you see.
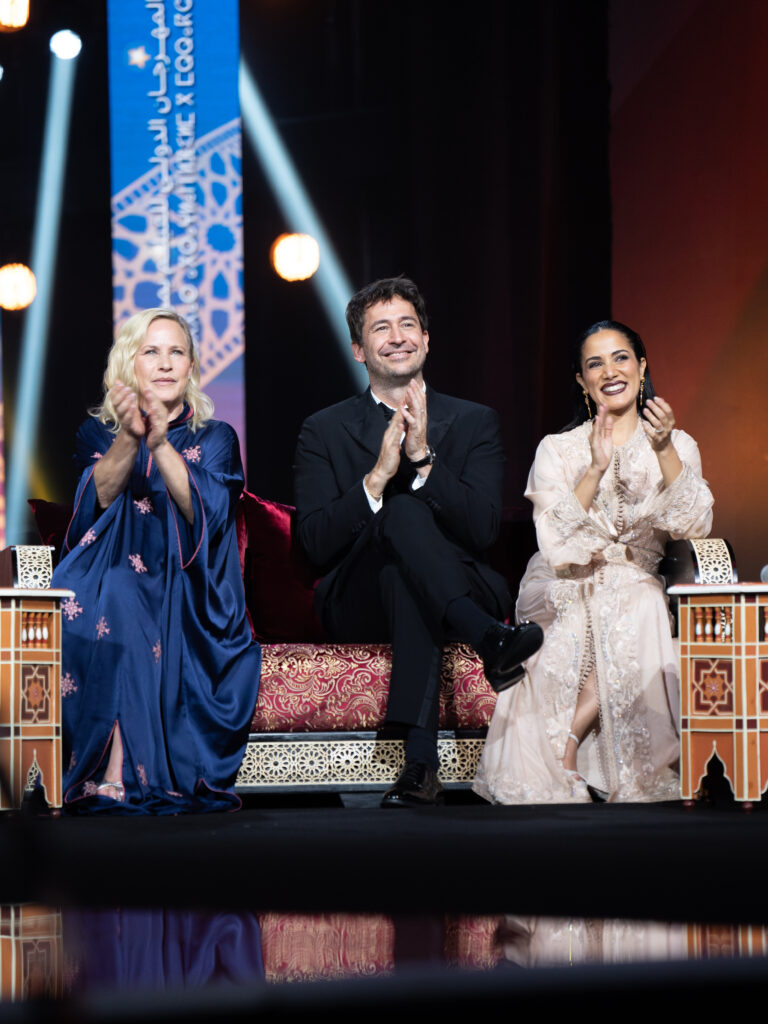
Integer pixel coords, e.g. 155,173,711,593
0,0,30,32
270,233,320,282
0,264,36,310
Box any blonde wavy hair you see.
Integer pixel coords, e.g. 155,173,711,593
93,309,214,433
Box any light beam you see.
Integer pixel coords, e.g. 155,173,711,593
239,60,367,389
6,42,80,542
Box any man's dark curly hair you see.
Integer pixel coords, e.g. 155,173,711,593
345,276,428,344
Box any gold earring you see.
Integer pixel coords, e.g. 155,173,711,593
639,375,645,405
582,388,593,420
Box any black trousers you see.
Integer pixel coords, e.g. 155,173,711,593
315,495,509,729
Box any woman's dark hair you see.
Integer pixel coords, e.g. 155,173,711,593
560,319,655,431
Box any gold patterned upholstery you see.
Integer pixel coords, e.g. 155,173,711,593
239,641,496,792
252,642,496,732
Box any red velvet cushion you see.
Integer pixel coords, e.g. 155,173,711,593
27,498,73,562
237,490,325,643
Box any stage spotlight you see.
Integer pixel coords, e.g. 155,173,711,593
271,233,320,282
239,60,366,388
0,0,29,32
0,264,36,310
49,29,82,60
6,34,79,543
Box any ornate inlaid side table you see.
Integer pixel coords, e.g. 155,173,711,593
670,582,768,805
0,545,71,811
0,905,62,1000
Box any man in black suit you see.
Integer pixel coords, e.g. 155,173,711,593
294,277,542,807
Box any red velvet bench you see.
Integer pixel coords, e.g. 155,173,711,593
30,493,535,796
233,492,521,794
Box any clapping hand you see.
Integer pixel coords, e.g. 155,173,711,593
110,380,144,440
142,386,170,451
642,397,675,450
401,378,428,463
588,402,614,474
366,407,405,500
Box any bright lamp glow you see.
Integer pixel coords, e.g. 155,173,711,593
270,233,320,282
0,0,29,31
0,264,36,310
50,29,82,60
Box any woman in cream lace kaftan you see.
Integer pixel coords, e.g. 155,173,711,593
474,322,713,804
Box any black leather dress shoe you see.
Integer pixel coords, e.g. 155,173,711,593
481,620,544,692
380,760,445,808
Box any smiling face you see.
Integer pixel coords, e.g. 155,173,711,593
352,296,429,389
576,328,646,417
133,317,193,419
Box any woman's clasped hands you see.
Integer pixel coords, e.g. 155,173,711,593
110,379,170,452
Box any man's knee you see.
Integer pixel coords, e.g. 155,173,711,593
376,494,434,548
377,562,401,601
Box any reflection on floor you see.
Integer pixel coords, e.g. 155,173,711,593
2,905,767,1000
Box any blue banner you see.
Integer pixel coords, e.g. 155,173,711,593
107,0,245,457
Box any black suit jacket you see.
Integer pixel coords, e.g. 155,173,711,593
293,387,510,615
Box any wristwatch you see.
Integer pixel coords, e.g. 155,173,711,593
408,444,436,469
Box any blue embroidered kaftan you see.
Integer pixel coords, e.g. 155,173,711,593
53,407,261,814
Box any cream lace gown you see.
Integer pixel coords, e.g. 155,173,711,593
474,421,713,804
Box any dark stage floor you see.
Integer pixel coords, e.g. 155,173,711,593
2,793,767,922
3,794,768,1016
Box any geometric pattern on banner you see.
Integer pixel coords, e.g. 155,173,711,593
107,0,245,451
111,119,243,387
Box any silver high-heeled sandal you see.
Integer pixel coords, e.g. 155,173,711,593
96,780,125,802
564,731,610,801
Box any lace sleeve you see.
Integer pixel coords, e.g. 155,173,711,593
526,433,612,569
648,433,713,539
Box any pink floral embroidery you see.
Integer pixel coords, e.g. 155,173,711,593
137,763,148,787
61,672,78,697
91,452,103,460
62,597,83,621
68,753,77,771
153,639,162,663
129,553,147,574
83,781,98,796
134,497,153,515
79,528,97,547
166,789,183,798
96,617,110,639
182,445,201,463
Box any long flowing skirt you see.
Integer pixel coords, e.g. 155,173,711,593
474,554,680,804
